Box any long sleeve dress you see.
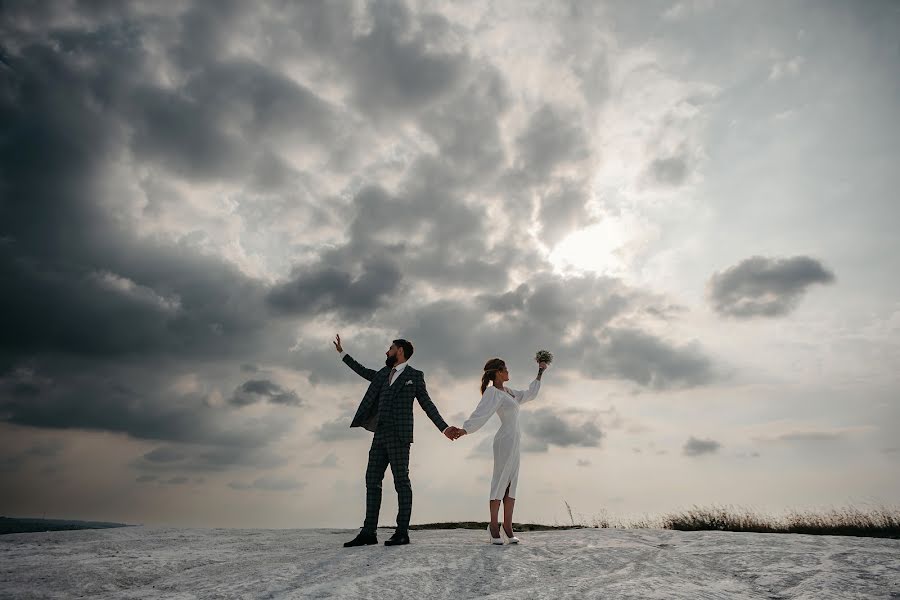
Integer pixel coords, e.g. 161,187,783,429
462,379,541,500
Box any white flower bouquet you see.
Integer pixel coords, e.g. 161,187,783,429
535,349,553,366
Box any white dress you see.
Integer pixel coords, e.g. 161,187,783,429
463,379,541,500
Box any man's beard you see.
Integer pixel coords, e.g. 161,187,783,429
385,354,398,368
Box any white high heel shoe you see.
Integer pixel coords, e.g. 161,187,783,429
487,524,503,545
502,526,520,544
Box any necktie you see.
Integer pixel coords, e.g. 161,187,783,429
390,368,397,385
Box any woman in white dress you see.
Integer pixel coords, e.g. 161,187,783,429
458,356,547,544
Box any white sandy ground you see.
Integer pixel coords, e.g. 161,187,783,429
1,527,899,600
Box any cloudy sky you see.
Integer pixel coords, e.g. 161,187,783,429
1,0,898,529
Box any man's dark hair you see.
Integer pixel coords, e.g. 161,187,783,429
393,339,414,360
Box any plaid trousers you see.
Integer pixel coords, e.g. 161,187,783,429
363,436,412,534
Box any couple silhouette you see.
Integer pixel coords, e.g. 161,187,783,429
333,334,548,547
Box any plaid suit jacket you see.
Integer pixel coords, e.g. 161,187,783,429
344,354,448,444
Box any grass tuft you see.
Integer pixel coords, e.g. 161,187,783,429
657,504,900,539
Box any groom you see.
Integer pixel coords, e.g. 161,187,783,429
334,334,462,547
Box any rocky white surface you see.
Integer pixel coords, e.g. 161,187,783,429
2,526,898,599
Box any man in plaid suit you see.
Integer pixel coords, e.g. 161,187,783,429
334,334,462,547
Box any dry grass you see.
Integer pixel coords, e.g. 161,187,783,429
659,505,900,538
412,504,900,539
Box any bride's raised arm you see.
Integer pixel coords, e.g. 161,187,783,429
512,379,541,405
513,363,546,405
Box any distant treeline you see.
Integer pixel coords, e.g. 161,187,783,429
0,517,131,535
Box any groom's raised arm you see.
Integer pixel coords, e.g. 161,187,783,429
341,354,378,382
415,374,450,433
334,334,378,381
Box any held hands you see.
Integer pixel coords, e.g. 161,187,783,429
333,334,343,353
444,426,466,441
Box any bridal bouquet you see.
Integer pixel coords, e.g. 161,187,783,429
535,349,553,366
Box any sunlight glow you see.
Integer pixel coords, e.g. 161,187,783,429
548,218,636,276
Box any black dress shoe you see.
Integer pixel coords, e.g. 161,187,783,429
384,531,410,546
343,531,378,547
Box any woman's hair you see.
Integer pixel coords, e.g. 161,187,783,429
480,358,506,394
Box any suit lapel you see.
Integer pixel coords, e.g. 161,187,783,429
389,367,414,394
389,365,408,387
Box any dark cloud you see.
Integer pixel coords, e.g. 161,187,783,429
419,66,511,183
521,408,605,453
340,1,471,120
128,59,342,181
128,84,247,182
135,475,158,483
229,379,303,407
0,6,310,474
0,363,293,448
143,447,186,464
515,105,590,182
0,242,271,361
1,366,294,478
267,255,402,320
486,100,596,239
582,328,715,389
259,159,516,319
683,436,721,456
342,181,506,291
538,181,597,246
708,256,836,318
477,284,530,314
0,31,273,361
253,1,474,124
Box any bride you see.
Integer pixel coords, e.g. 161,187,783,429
458,356,548,544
